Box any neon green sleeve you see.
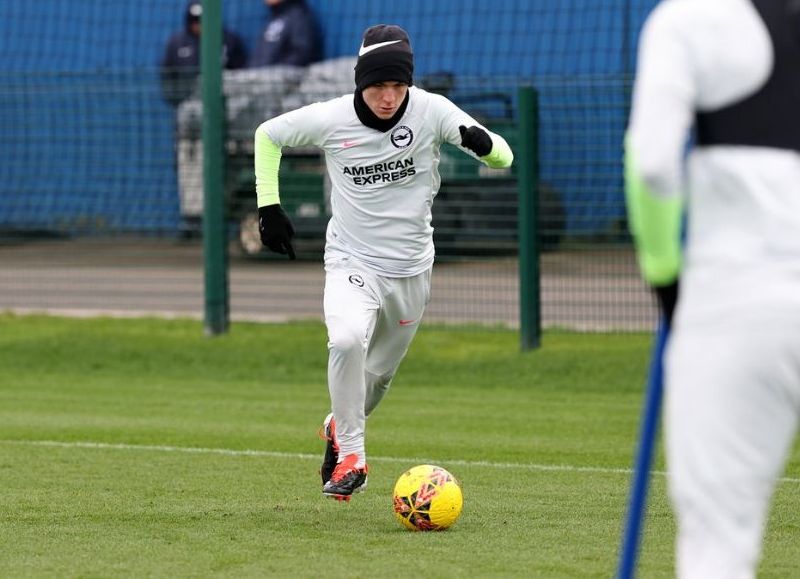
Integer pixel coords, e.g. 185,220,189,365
255,125,282,208
624,140,683,286
481,133,514,169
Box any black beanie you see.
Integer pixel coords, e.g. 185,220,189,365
354,24,414,91
185,1,202,23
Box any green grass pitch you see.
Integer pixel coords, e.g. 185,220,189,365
1,314,799,577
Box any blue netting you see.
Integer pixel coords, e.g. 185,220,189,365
0,0,658,235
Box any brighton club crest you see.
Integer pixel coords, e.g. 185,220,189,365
390,125,413,149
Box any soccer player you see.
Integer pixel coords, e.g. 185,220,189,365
254,24,513,500
625,0,800,576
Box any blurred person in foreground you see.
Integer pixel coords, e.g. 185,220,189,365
249,0,321,68
253,24,513,500
160,0,247,236
625,0,800,576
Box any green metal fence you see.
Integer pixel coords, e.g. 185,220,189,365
0,1,658,335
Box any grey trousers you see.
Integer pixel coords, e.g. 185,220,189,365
323,257,431,462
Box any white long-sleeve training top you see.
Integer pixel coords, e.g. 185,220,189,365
627,0,800,325
256,86,513,277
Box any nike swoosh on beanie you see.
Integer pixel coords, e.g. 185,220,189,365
358,39,403,57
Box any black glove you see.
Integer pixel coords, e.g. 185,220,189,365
258,204,296,260
653,280,679,328
459,125,493,157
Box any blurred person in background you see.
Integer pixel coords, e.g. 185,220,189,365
253,24,513,501
160,0,247,107
160,0,247,237
625,0,800,576
249,0,321,68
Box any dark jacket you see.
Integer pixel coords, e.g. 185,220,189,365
160,1,247,106
249,0,321,68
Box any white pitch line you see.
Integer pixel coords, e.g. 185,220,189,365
3,439,800,485
1,439,636,475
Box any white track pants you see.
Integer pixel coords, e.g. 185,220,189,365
177,139,203,218
323,258,431,463
665,324,800,579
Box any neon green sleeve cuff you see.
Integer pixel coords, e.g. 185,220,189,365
624,143,683,286
255,125,282,208
481,134,514,169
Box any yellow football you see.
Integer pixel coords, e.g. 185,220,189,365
392,464,463,531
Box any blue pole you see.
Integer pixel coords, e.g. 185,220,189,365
617,320,669,579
